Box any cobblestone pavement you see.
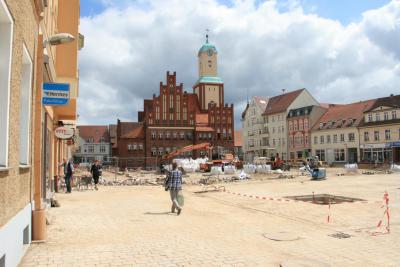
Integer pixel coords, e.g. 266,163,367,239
21,170,400,267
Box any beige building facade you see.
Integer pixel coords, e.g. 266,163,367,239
0,0,39,266
311,101,374,164
193,38,225,111
241,96,269,163
40,0,82,205
358,95,400,164
263,89,319,160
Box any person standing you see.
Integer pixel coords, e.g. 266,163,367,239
165,162,183,215
90,160,101,190
62,158,74,193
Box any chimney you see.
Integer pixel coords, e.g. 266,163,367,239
282,89,286,94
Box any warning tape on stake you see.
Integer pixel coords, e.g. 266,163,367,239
222,189,381,205
221,189,390,230
369,191,390,235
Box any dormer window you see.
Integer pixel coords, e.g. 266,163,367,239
319,122,324,129
368,114,372,122
348,119,353,126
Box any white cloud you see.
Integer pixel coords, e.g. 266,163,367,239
78,0,400,127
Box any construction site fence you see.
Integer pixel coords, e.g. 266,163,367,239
101,156,161,172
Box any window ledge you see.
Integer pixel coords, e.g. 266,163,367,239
0,167,10,172
19,165,31,169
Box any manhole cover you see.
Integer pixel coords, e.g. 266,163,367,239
285,194,365,205
329,232,351,239
263,232,300,241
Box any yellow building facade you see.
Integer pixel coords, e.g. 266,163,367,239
358,95,400,164
0,1,82,266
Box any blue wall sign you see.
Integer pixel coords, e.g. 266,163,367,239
42,83,70,105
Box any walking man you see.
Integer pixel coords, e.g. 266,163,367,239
165,162,183,215
62,158,74,193
90,160,101,190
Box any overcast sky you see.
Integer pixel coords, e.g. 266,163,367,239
77,0,400,128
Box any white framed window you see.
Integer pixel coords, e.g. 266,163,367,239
0,0,13,167
364,132,369,142
334,149,345,162
19,45,33,165
100,146,106,153
385,130,391,140
348,133,355,142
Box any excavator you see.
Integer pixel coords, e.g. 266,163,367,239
162,142,212,160
162,143,242,172
161,143,211,173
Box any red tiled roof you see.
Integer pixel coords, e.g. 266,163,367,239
234,130,242,147
312,100,375,131
195,126,214,132
263,89,304,115
121,125,145,139
77,126,110,143
196,114,208,125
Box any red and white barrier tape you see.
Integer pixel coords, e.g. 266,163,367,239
223,189,301,203
327,201,331,223
223,189,380,205
370,191,390,235
223,189,389,227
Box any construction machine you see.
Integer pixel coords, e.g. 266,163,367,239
163,143,212,160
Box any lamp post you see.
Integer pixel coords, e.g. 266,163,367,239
44,33,75,46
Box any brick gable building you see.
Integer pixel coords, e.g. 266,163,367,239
114,39,234,169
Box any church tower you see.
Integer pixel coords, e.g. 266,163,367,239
193,33,224,111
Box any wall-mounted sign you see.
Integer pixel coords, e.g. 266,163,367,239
386,142,400,148
55,127,74,139
42,83,70,105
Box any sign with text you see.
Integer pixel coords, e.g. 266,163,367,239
54,127,74,139
42,83,70,105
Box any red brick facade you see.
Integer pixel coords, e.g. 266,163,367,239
115,72,234,169
287,105,327,160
